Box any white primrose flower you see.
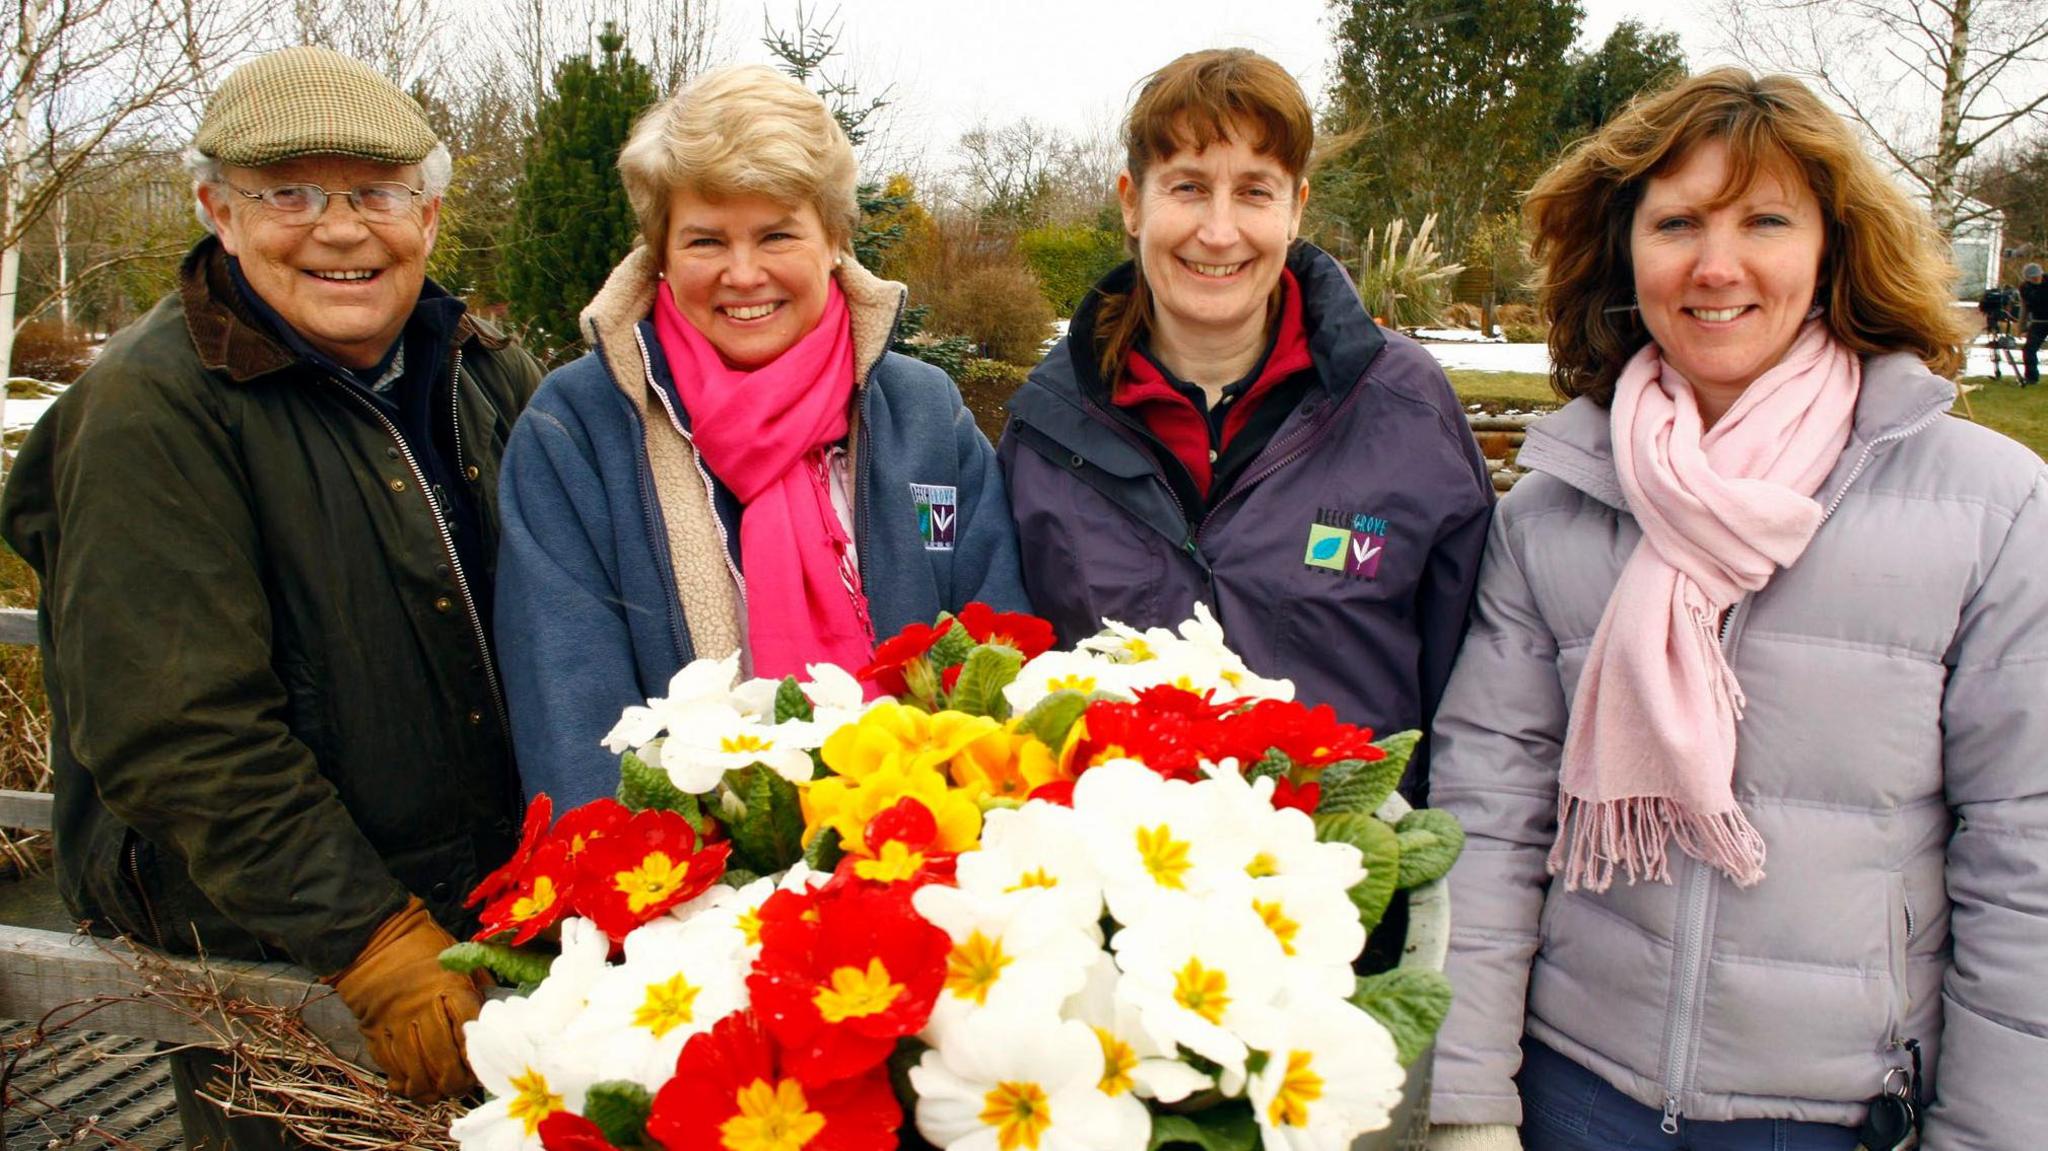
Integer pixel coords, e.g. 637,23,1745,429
911,1009,1146,1151
453,919,609,1151
1003,648,1133,714
958,803,1107,935
1241,874,1367,1001
1169,604,1296,702
1247,996,1406,1151
911,882,1100,1043
1063,952,1215,1106
1079,617,1178,664
679,864,829,963
600,653,744,754
1072,761,1257,927
729,662,874,729
655,701,821,792
1203,767,1368,893
557,916,751,1089
1110,897,1288,1095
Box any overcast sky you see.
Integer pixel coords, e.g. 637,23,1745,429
708,0,1737,178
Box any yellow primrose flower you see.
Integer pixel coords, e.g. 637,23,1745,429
950,722,1072,803
821,702,1000,782
802,762,982,855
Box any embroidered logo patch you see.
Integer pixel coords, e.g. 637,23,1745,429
1303,508,1388,579
911,483,958,551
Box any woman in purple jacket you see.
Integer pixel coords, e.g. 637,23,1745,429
998,48,1493,795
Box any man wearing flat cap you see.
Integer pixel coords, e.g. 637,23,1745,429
1,45,540,1140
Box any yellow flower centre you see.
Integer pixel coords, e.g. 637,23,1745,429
510,875,558,922
812,957,905,1022
1094,1025,1137,1096
719,1077,826,1151
944,931,1013,1005
738,907,764,947
1173,957,1231,1025
979,1080,1054,1151
1136,823,1191,890
1171,675,1198,691
505,1067,563,1137
852,839,927,883
1267,1050,1325,1128
1122,637,1155,661
614,850,689,914
632,972,702,1038
1220,669,1245,687
1254,899,1301,956
1004,867,1060,892
1047,673,1098,694
1245,852,1280,878
721,733,774,756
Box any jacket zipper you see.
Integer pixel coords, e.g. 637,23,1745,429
322,377,509,741
1656,400,1947,1133
125,836,167,950
633,328,750,648
1194,382,1362,547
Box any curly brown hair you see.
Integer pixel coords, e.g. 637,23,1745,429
1525,67,1968,406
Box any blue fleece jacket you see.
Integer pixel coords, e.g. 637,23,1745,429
497,320,1027,807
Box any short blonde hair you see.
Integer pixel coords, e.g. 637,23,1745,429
1527,68,1968,405
618,65,859,254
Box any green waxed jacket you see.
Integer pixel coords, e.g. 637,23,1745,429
0,238,540,975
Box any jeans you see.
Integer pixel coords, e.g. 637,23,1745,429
1517,1039,1860,1151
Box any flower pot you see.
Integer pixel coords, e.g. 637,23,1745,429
1350,793,1450,1151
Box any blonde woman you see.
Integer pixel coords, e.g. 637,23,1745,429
495,66,1026,807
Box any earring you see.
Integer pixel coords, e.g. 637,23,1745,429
834,254,844,268
1601,293,1639,316
1805,299,1825,320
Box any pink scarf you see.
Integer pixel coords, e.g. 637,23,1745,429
1551,321,1859,892
653,280,875,681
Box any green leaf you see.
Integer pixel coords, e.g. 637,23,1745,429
773,675,815,724
720,868,760,889
617,748,705,833
1017,689,1089,752
1246,748,1293,784
928,617,977,668
1395,808,1466,889
1372,729,1423,786
582,1080,654,1148
1315,755,1403,816
722,764,807,875
948,643,1023,719
1147,1101,1259,1151
1315,811,1401,932
1351,967,1455,1067
437,941,557,987
803,825,845,872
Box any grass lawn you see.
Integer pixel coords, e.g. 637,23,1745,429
1447,369,2048,460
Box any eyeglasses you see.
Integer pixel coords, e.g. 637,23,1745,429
228,181,427,224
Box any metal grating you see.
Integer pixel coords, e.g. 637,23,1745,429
1,1021,181,1150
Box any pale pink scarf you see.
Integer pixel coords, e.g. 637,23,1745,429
654,280,876,681
1551,321,1859,892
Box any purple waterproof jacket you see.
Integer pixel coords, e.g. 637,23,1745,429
998,243,1493,794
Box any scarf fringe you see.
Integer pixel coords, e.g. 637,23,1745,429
1548,793,1768,893
1687,601,1748,721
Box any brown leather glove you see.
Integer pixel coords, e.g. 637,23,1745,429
324,896,483,1101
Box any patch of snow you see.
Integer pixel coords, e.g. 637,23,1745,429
1411,327,1504,344
1422,342,1551,374
4,397,54,430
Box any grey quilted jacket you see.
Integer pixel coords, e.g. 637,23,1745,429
1427,353,2048,1149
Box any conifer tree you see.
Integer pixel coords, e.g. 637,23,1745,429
506,24,656,359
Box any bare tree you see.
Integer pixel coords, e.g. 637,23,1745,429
286,0,450,88
631,0,723,93
0,0,262,426
1726,0,2048,234
955,117,1075,227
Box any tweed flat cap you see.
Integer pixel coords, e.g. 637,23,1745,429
195,46,438,167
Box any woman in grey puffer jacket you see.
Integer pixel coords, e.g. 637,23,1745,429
1426,70,2048,1151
